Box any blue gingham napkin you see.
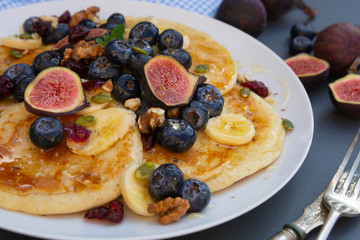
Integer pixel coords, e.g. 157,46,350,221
0,0,222,16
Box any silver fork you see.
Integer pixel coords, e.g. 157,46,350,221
316,128,360,240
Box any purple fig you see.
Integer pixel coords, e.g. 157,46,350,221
260,0,317,20
215,0,267,38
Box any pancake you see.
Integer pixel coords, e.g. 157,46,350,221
144,84,285,192
0,104,143,214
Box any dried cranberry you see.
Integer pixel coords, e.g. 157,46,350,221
82,79,105,91
64,122,91,142
32,20,52,38
58,10,71,24
84,200,124,223
143,133,156,151
240,80,269,98
0,75,14,98
62,59,89,79
68,25,90,43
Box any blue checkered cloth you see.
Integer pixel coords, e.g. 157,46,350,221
0,0,222,16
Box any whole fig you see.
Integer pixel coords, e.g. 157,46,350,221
260,0,317,20
314,22,360,76
215,0,267,38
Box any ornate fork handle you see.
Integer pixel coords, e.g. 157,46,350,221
269,193,328,240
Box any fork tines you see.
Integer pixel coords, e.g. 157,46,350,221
330,128,360,198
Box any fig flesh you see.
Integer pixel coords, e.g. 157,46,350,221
314,23,360,76
261,0,317,20
142,55,201,109
215,0,267,38
329,73,360,118
24,67,87,116
285,53,330,89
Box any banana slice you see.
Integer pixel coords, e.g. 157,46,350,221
76,89,110,115
120,164,155,216
204,113,255,146
67,108,135,156
0,34,42,50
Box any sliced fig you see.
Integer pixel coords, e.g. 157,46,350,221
141,55,201,109
285,53,330,89
24,67,87,116
329,73,360,118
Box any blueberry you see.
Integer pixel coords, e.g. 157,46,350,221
43,23,70,44
112,74,140,102
87,56,122,81
32,51,62,73
105,39,132,65
3,63,35,86
155,118,196,153
23,16,39,33
178,178,211,212
290,22,316,40
194,84,224,117
135,99,152,120
130,39,154,56
129,21,159,45
12,77,34,101
149,163,184,201
107,13,125,25
78,19,97,29
158,29,183,50
29,117,63,150
160,48,192,70
289,36,313,55
180,101,209,130
130,54,152,79
98,23,117,31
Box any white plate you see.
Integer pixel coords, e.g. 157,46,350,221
0,0,314,239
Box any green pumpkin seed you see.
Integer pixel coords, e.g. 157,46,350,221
282,119,294,130
9,49,22,58
75,115,96,127
135,162,156,180
195,64,210,73
19,33,33,39
91,92,112,104
132,46,149,55
240,87,251,97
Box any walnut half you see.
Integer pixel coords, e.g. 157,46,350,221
148,197,190,225
138,107,165,134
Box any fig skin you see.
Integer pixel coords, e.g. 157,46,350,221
260,0,317,20
285,53,330,90
314,22,360,76
215,0,267,38
329,73,360,119
141,55,202,109
24,67,88,116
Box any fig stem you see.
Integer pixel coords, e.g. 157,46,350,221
347,56,360,74
295,0,318,18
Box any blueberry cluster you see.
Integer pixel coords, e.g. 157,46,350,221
289,22,316,55
149,164,211,213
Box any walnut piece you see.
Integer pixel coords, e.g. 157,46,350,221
69,6,100,27
124,98,141,111
138,107,165,134
148,197,190,225
63,40,104,62
102,80,113,92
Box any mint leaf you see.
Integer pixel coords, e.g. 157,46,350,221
110,24,125,40
95,24,125,47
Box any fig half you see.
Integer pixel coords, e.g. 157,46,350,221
141,55,202,109
285,53,330,89
329,73,360,118
24,67,88,116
